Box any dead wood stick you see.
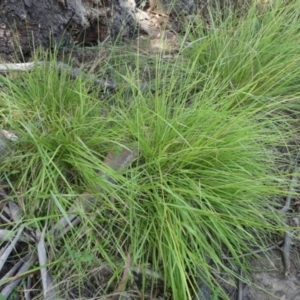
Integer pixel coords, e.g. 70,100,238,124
280,166,299,213
113,253,132,299
0,259,23,283
0,228,24,272
280,165,299,277
0,253,37,299
0,62,150,91
36,227,56,300
282,230,292,277
237,269,243,300
0,61,117,90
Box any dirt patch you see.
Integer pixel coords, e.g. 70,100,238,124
246,248,300,300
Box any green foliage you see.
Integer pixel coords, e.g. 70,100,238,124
182,0,300,115
0,1,300,299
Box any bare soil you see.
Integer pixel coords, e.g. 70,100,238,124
247,248,300,300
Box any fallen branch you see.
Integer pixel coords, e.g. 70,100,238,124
0,62,150,92
0,62,117,90
36,226,57,300
237,269,243,300
282,230,292,277
280,165,299,278
280,166,299,213
113,253,132,299
0,253,37,299
0,228,24,271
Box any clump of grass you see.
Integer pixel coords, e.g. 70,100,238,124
0,57,131,297
0,0,299,299
182,0,300,114
116,80,293,299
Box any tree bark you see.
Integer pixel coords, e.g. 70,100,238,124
0,0,115,62
0,0,251,62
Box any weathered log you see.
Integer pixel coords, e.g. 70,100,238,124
0,0,253,62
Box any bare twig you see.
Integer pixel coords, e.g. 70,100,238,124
282,230,292,277
237,269,243,300
114,253,132,297
49,192,96,239
0,62,40,72
36,226,57,300
23,279,31,300
0,259,23,283
0,61,117,90
280,165,299,278
0,62,150,91
0,253,37,299
280,166,299,213
0,228,24,272
0,229,23,242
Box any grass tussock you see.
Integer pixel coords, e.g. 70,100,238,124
182,0,300,111
0,0,300,299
